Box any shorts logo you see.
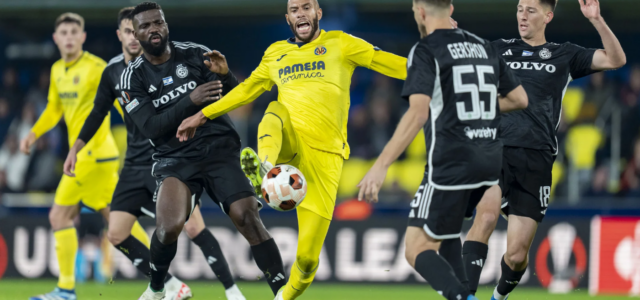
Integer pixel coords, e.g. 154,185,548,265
125,99,140,113
539,48,552,60
176,64,189,79
163,76,174,86
314,45,327,55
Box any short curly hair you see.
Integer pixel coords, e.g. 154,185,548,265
131,2,162,19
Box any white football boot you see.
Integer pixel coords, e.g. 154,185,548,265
165,277,193,300
139,285,166,300
225,284,247,300
273,286,285,300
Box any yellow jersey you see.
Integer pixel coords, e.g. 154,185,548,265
32,51,118,162
202,30,407,159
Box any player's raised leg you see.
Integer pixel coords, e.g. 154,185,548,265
405,227,477,300
241,101,299,195
184,205,245,300
463,185,502,295
142,177,192,299
491,215,537,300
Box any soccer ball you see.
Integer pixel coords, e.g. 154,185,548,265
261,165,307,211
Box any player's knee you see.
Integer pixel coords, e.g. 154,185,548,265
295,254,319,273
505,247,528,268
404,248,418,267
478,210,499,230
265,101,289,119
156,220,184,244
48,208,71,230
229,201,259,228
107,227,128,246
183,221,203,239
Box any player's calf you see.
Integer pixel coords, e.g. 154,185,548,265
493,214,537,299
405,227,472,300
229,196,286,295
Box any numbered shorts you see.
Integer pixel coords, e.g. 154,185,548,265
499,146,554,223
408,173,488,240
54,158,119,212
152,150,257,217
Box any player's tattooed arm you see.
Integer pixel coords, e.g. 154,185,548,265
358,94,431,203
579,0,626,70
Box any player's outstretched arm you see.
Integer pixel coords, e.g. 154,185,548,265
499,85,528,113
341,32,408,80
177,58,275,141
580,0,626,70
358,94,431,203
370,51,408,80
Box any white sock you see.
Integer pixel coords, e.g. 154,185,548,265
493,287,508,300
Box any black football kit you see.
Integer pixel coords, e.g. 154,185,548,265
492,39,596,222
120,41,255,214
403,29,521,239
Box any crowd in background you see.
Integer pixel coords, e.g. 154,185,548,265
0,62,639,203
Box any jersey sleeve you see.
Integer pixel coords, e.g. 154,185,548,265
340,32,378,68
496,54,521,96
121,69,201,139
201,55,274,119
77,68,116,143
31,66,63,138
401,43,437,101
567,43,597,79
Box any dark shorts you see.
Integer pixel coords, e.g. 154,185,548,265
152,151,257,215
408,173,488,239
110,166,158,218
499,146,554,223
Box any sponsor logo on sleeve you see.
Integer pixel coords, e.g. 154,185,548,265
125,99,140,113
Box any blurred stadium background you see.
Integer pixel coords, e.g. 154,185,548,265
0,0,639,298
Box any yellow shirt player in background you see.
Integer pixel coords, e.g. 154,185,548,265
177,0,406,299
19,13,119,300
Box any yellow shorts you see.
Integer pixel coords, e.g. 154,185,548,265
54,158,119,211
270,130,342,220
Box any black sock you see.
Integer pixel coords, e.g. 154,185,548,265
496,256,526,297
462,241,488,295
114,235,174,283
149,230,178,292
440,238,468,289
414,250,470,300
191,229,235,289
250,238,286,295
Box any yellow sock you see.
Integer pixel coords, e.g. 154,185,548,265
258,113,283,167
54,227,78,290
283,207,331,300
130,221,150,248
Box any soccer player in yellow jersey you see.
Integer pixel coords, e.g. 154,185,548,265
18,13,145,300
176,0,406,299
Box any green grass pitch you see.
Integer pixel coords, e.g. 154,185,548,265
0,279,628,300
